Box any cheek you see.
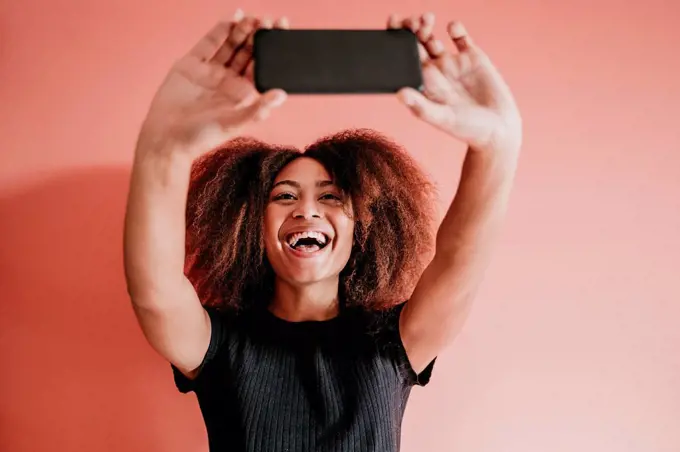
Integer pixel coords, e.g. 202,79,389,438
335,215,355,254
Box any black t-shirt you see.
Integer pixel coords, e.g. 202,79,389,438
171,302,435,452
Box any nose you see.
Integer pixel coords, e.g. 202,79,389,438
292,197,322,219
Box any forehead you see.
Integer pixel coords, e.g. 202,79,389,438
274,157,332,184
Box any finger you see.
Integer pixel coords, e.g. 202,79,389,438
448,21,473,52
244,17,273,80
224,89,287,125
387,13,400,29
256,89,288,119
225,16,259,66
414,13,445,60
417,43,428,63
424,38,446,59
245,17,285,80
417,12,435,42
421,63,457,104
244,61,255,81
187,18,235,61
403,16,421,34
397,88,451,127
437,48,487,81
260,17,274,29
228,21,259,73
212,15,257,66
231,17,270,74
436,53,463,80
274,16,290,29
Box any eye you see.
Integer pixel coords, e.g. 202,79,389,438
272,192,296,201
320,193,342,202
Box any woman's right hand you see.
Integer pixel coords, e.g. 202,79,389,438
137,10,289,157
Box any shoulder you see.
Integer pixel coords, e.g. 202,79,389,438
336,303,406,353
358,302,436,387
355,302,407,335
170,305,251,393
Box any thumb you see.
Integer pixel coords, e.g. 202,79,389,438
215,89,287,130
397,88,450,127
251,89,287,121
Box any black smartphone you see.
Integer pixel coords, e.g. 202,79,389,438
253,29,424,94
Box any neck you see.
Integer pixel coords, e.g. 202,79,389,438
269,277,341,322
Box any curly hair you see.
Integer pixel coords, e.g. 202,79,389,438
184,128,437,313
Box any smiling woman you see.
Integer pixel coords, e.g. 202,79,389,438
151,129,440,450
185,130,436,316
123,8,521,452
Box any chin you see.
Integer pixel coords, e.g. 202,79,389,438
279,269,335,287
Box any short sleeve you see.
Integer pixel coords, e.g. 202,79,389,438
171,307,228,393
383,302,436,387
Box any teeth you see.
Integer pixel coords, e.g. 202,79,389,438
286,231,328,247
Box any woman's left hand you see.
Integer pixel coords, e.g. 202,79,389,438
389,13,522,156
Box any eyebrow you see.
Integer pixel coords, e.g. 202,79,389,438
272,180,335,189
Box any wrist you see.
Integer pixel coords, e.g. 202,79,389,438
466,145,519,174
132,138,194,187
136,118,186,154
459,147,519,197
467,116,523,163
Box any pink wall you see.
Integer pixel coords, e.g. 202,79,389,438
1,0,679,450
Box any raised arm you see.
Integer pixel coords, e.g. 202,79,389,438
389,13,523,373
124,11,288,377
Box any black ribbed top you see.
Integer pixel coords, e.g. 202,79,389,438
171,302,435,451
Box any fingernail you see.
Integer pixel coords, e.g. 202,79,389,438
234,9,244,20
400,90,415,106
270,90,287,107
448,21,466,38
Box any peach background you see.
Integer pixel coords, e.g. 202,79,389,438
1,0,679,451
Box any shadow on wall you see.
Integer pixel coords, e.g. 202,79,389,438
0,168,207,452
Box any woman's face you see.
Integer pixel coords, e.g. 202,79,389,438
264,157,355,287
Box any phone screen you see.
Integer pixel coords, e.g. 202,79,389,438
253,29,424,94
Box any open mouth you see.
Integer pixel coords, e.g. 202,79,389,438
285,231,330,253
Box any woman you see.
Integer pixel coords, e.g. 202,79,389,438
124,10,522,452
